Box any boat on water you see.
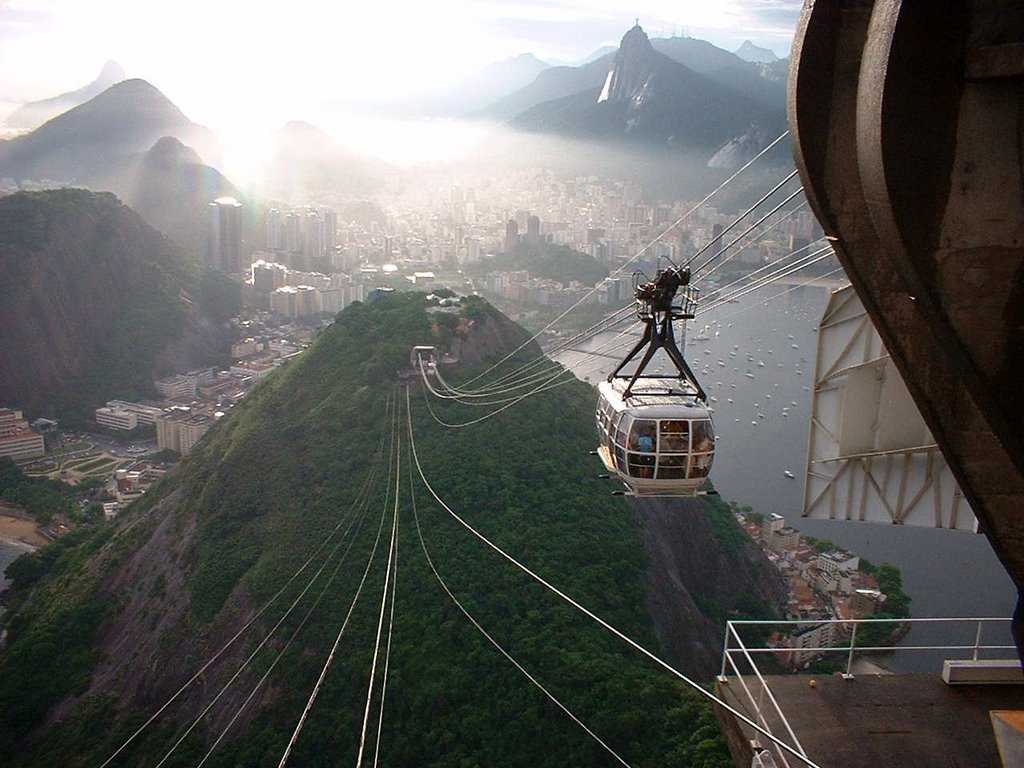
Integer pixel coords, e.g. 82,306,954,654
784,470,796,479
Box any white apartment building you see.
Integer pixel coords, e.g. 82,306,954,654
95,406,138,431
106,400,164,425
155,374,196,400
818,550,860,577
155,409,214,455
0,408,45,461
789,622,840,667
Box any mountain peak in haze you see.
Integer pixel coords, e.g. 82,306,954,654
144,135,204,169
598,24,657,104
98,59,127,83
734,40,779,63
3,60,127,130
510,22,785,163
0,78,217,183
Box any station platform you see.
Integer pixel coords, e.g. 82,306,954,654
714,672,1024,767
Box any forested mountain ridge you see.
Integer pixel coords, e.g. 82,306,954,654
0,188,239,422
0,293,775,766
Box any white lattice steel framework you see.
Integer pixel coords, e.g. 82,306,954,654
802,286,976,531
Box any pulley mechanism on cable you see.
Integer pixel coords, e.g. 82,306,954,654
595,266,716,497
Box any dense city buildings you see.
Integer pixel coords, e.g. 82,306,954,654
740,510,888,668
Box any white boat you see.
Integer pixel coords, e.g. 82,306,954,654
784,470,796,479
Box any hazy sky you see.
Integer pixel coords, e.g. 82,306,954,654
0,0,799,126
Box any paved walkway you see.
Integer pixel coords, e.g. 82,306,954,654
715,672,1024,767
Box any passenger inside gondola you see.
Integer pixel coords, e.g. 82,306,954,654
689,420,715,478
629,421,656,477
660,419,689,452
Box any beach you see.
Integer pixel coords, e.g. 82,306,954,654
0,514,46,557
0,514,42,595
0,513,46,550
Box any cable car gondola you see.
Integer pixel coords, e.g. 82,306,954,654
595,266,715,497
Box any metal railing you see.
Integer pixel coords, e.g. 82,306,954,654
717,617,1015,768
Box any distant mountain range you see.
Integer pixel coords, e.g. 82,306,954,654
506,25,785,160
734,40,780,63
0,80,395,256
0,79,258,258
0,24,790,217
0,78,219,185
3,60,125,131
484,31,786,121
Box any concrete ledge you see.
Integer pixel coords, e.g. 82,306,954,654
717,673,1024,767
944,659,1024,685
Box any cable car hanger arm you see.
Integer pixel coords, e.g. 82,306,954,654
608,266,706,401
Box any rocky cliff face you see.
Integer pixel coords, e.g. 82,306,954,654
0,189,238,420
597,25,660,105
636,498,787,677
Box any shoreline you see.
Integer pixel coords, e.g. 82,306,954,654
0,514,46,550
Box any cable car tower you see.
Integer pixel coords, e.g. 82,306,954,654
596,266,716,497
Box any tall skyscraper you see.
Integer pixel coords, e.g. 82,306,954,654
526,214,541,243
302,210,325,260
266,208,283,251
208,197,243,276
322,208,337,253
284,212,302,254
504,219,519,253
